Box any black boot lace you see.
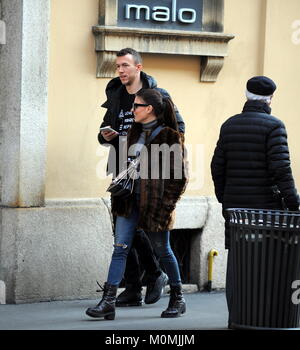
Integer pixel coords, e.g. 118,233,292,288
96,281,105,293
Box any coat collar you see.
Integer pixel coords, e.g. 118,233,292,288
101,71,158,108
105,71,157,94
242,100,272,114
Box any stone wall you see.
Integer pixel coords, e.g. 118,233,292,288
0,0,49,208
0,196,226,303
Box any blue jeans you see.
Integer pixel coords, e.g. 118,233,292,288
107,196,181,286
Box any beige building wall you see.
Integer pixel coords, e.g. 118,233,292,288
46,0,300,199
263,0,300,181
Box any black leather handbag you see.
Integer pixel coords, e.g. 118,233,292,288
106,157,139,198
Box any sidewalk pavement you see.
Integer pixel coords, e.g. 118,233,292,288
0,290,228,330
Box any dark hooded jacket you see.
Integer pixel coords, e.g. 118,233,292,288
98,71,185,176
211,100,299,248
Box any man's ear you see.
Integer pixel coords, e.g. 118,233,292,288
136,63,143,72
268,94,273,105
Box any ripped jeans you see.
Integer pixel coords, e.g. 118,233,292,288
106,195,181,286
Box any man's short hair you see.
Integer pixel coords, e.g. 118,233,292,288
116,48,142,65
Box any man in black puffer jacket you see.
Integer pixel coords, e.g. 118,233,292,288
211,75,299,326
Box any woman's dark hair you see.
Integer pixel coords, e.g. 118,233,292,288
135,89,178,132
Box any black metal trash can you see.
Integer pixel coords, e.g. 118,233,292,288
227,208,300,330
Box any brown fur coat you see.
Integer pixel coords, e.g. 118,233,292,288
111,124,188,232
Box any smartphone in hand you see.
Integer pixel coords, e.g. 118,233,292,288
99,126,117,133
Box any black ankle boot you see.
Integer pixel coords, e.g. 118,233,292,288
145,271,168,304
161,284,186,318
116,284,143,307
86,283,118,320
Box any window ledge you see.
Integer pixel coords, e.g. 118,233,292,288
92,25,234,82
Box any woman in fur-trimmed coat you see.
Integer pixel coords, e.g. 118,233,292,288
111,122,187,232
86,89,188,321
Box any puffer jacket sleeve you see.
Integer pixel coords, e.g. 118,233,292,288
97,79,118,146
267,120,299,210
211,129,226,203
97,108,118,147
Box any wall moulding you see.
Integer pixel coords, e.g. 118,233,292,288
92,0,234,82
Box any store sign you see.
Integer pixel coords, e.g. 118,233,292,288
93,0,233,80
118,0,203,31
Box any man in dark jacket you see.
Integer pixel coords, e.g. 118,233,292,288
211,75,299,326
98,48,185,307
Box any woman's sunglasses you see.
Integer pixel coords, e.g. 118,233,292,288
132,103,150,111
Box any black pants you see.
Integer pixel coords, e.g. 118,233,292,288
123,229,161,287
